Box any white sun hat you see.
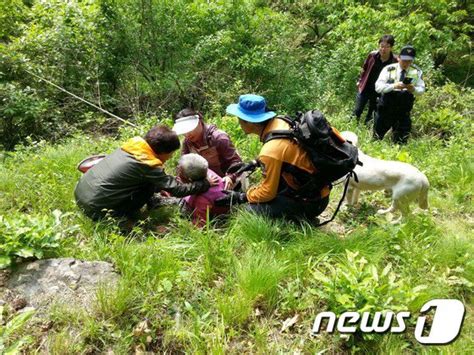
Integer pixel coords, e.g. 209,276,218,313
172,115,200,135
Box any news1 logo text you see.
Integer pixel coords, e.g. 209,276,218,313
311,299,465,345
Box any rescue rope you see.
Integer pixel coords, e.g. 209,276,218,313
24,69,137,128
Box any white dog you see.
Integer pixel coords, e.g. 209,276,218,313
340,131,429,223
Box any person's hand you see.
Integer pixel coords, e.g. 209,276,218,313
160,191,171,197
215,190,247,206
223,176,234,190
394,82,406,90
207,175,220,187
405,84,415,93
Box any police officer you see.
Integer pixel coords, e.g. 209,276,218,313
374,45,425,144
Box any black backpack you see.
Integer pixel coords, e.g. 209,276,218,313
263,110,361,226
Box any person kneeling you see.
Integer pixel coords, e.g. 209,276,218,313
74,125,214,222
216,94,330,221
178,154,230,226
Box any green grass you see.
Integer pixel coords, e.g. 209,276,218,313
0,114,473,353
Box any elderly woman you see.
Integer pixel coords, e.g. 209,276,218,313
178,153,230,226
172,108,243,190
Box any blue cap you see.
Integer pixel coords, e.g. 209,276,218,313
226,94,276,123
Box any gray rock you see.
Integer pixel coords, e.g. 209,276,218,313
318,210,347,235
2,258,119,311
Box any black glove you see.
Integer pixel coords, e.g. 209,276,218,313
226,160,259,176
215,190,247,206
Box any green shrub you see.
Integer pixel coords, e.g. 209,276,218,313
0,210,75,268
412,83,474,138
311,250,426,320
0,82,60,150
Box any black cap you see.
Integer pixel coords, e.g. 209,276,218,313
400,45,416,61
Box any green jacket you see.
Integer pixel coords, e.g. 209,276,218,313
74,148,208,214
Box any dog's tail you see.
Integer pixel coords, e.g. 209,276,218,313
418,174,430,210
340,131,358,147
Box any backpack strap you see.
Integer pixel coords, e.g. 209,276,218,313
262,115,297,143
314,171,357,227
263,130,295,144
275,115,295,126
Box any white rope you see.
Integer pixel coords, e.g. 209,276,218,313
25,69,137,127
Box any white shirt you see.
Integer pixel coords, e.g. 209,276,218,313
375,63,425,96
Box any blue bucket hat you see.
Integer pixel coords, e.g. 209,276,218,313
226,94,276,123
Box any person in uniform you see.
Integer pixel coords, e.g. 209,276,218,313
374,45,425,144
172,108,243,190
216,94,330,221
353,34,397,124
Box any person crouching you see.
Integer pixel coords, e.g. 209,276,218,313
178,154,230,226
74,125,215,221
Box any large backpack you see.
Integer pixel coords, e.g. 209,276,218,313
263,110,361,226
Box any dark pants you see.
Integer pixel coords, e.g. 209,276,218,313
246,193,329,221
79,185,155,221
353,90,378,124
374,92,414,144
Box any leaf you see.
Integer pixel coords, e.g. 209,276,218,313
345,250,359,262
52,209,63,223
335,294,353,306
133,319,151,337
15,248,35,258
3,309,35,338
381,262,392,277
388,273,396,285
0,255,12,269
161,279,172,292
384,296,394,306
184,301,192,311
4,340,25,355
312,271,331,284
280,314,299,333
412,285,428,293
371,265,379,282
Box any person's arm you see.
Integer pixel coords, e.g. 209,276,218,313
246,155,282,203
213,132,242,188
375,66,396,94
214,132,242,173
358,53,372,83
142,166,210,197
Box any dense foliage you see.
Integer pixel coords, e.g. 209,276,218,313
0,210,74,268
1,0,472,149
0,0,473,353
